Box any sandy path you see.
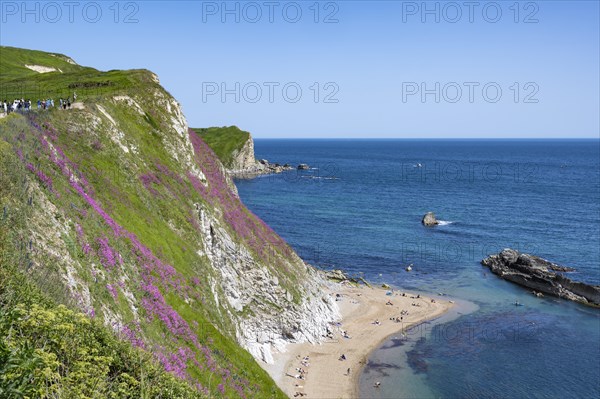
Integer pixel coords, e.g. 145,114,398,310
261,284,453,398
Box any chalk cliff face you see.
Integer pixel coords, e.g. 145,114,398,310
205,129,295,179
229,134,258,172
196,204,339,362
190,141,340,362
0,47,339,396
192,125,298,179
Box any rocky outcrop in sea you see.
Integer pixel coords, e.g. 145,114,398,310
482,249,600,307
422,212,439,226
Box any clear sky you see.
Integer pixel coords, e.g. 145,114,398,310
1,1,598,138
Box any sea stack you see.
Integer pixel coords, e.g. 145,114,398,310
422,212,439,226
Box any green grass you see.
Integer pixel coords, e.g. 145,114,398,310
0,140,201,398
192,127,250,168
0,46,85,80
0,46,158,102
0,112,287,398
0,46,298,399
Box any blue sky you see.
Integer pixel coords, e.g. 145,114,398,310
1,1,598,138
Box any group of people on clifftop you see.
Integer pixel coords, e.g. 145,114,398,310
2,99,34,113
1,93,77,115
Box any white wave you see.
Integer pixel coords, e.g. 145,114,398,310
437,220,454,226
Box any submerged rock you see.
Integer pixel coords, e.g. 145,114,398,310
422,212,439,226
482,249,600,307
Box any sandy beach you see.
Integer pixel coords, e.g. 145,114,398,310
261,283,453,398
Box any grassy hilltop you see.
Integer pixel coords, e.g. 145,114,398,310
0,46,153,103
0,46,330,398
192,127,251,169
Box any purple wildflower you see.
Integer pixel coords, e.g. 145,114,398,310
97,236,117,268
106,284,118,299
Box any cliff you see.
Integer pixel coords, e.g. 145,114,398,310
192,126,254,171
193,126,294,178
0,46,339,397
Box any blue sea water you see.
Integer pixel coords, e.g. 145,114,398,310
234,140,600,399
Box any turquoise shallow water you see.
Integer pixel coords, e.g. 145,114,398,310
235,139,600,398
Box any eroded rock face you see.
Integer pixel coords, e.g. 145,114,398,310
482,249,600,307
228,134,294,179
195,204,339,364
422,212,439,226
229,134,257,172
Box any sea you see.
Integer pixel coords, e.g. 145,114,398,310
234,139,600,399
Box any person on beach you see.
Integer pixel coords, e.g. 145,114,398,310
339,354,346,361
374,381,381,388
346,367,351,376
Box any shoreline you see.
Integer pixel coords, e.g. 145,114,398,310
260,283,454,399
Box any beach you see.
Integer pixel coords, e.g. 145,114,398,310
242,140,600,398
260,283,453,398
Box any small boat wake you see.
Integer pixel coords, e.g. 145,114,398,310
437,220,454,226
301,176,339,180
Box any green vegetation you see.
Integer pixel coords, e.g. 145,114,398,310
192,127,250,168
0,141,199,398
0,46,85,80
0,46,157,103
0,47,296,398
0,271,201,399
